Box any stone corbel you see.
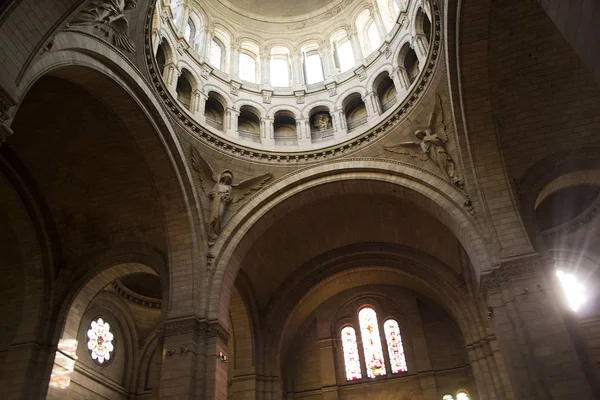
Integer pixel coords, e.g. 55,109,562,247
355,66,367,81
230,80,242,96
294,90,305,104
200,63,213,80
261,89,272,104
325,81,337,97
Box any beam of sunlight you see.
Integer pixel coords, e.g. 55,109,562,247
556,270,587,311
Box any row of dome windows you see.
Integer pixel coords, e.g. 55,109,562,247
163,67,401,145
159,0,431,87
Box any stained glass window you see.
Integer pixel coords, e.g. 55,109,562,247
87,317,114,364
456,392,470,400
358,307,387,378
443,395,455,400
384,319,407,373
341,326,363,381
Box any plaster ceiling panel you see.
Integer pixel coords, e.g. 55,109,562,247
220,0,337,18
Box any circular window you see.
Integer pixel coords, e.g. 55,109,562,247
87,317,115,364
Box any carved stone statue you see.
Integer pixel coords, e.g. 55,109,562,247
385,95,463,188
191,147,271,244
313,113,332,132
70,0,137,52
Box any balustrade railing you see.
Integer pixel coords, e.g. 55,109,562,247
347,116,367,132
238,129,261,143
206,117,223,131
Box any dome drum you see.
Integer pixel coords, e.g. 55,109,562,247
150,0,439,155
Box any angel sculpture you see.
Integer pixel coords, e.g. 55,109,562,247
191,147,272,244
385,95,463,188
70,0,137,52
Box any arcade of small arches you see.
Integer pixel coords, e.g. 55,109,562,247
152,0,433,150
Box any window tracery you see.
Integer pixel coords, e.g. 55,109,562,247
87,318,114,364
340,305,408,381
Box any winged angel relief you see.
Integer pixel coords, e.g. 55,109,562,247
191,148,271,244
384,95,463,188
70,0,137,52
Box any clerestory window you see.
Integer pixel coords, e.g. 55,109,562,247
341,306,407,381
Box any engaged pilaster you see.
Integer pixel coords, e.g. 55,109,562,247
482,255,598,399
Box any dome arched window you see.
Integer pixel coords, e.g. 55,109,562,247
270,46,291,87
331,31,355,73
184,19,194,43
367,22,381,52
340,306,407,381
377,0,398,31
356,10,380,56
210,38,224,70
301,44,324,84
239,53,257,83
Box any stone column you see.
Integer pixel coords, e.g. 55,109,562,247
482,255,599,399
3,341,56,399
227,108,240,139
158,317,205,399
190,89,205,118
260,52,270,86
332,109,346,132
396,66,412,90
362,91,379,120
297,118,310,146
412,34,429,68
319,44,334,79
164,62,180,97
318,338,339,400
261,117,274,145
176,4,190,37
292,53,304,87
202,321,230,400
204,27,214,62
231,43,240,80
348,30,364,67
371,7,388,43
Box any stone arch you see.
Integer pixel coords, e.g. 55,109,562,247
16,36,205,318
335,86,367,110
517,147,600,250
208,160,491,329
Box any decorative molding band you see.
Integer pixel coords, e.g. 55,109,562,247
162,317,230,344
480,255,548,291
111,281,162,309
542,197,600,241
143,0,443,164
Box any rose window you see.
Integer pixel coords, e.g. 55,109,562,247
87,317,115,364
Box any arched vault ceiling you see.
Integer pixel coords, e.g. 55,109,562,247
240,192,464,308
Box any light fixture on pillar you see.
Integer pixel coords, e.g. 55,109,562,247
556,269,587,311
218,351,228,363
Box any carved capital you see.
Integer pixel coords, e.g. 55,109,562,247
480,254,547,292
162,317,202,337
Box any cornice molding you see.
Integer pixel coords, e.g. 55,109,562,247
162,317,230,344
